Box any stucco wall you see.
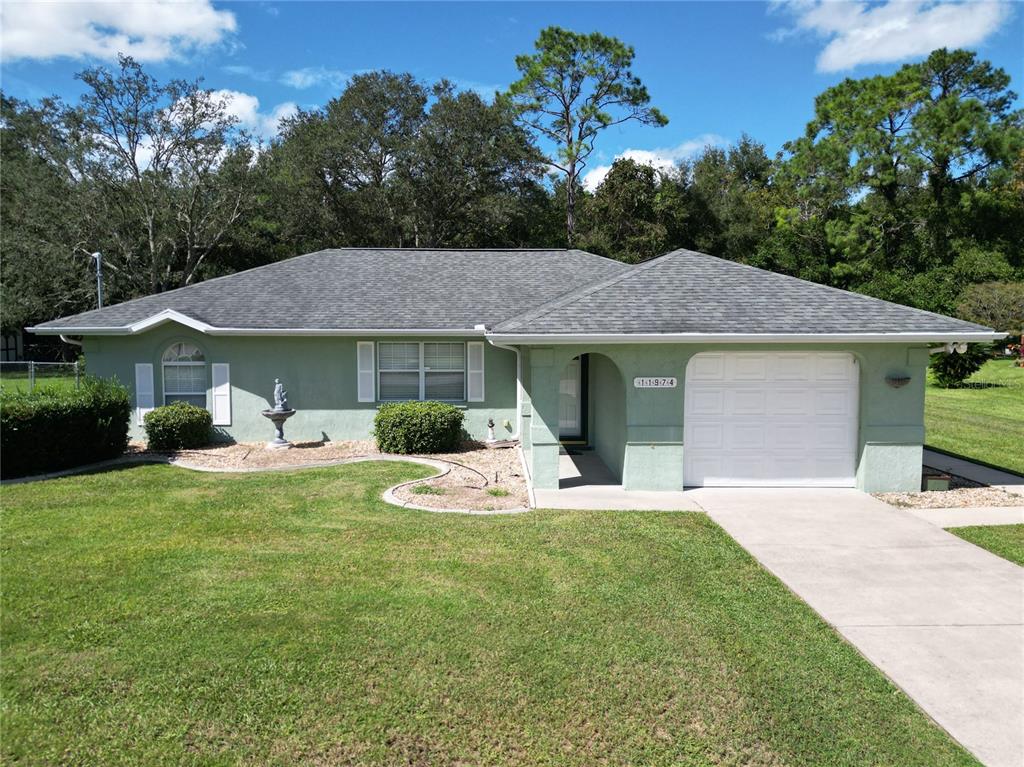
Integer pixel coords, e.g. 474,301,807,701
82,325,517,444
522,342,929,493
589,353,627,482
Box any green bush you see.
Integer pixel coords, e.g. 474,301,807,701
373,401,465,454
929,344,991,388
143,402,213,450
0,377,131,479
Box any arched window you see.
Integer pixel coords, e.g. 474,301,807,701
162,342,206,407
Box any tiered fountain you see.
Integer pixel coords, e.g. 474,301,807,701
261,378,296,449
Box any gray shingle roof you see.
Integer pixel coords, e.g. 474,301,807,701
32,248,631,331
492,249,996,336
33,247,996,337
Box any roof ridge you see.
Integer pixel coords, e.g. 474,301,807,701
493,250,686,331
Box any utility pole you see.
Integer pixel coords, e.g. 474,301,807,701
91,251,104,308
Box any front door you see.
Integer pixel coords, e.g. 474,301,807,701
559,357,582,439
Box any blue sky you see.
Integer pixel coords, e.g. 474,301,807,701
2,1,1021,188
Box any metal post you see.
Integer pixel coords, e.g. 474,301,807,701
91,251,103,309
28,361,35,392
75,360,80,390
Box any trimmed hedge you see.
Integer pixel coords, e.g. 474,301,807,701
0,377,131,479
144,402,212,450
374,401,465,454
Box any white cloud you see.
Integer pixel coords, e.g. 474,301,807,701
0,0,236,62
281,66,349,90
772,0,1012,72
210,90,298,140
581,134,728,192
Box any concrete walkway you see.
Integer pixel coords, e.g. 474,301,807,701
690,488,1024,767
924,448,1024,496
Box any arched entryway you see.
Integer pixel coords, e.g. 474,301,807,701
557,352,626,488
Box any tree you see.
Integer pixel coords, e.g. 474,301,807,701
577,159,667,262
68,56,257,294
409,83,547,247
781,48,1023,313
0,95,94,331
267,71,427,249
956,281,1024,337
503,27,667,245
689,136,775,264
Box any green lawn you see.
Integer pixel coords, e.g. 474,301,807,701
0,373,80,393
952,524,1024,567
1,463,978,766
925,359,1024,474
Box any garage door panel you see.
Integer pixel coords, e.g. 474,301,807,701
731,389,766,415
689,353,724,381
730,354,768,380
770,388,811,415
729,423,767,449
815,353,854,381
773,423,806,449
816,423,850,448
688,388,724,415
689,423,724,449
772,353,812,381
815,388,852,415
685,352,857,488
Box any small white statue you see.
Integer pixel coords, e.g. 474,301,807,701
273,378,288,411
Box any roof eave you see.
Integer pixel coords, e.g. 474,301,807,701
484,331,1005,345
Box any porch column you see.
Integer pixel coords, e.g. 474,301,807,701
527,347,561,490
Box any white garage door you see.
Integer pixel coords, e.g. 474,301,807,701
684,352,859,487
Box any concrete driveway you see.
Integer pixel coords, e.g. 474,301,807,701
689,488,1024,767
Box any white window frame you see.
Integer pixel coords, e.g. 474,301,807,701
161,342,207,407
377,341,466,402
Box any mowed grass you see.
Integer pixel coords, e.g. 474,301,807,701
952,524,1024,567
0,373,80,393
925,359,1024,474
1,463,978,766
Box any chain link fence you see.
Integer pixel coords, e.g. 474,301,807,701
0,361,82,392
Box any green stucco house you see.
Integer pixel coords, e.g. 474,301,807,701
31,248,1002,493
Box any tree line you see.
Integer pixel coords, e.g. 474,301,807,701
2,28,1022,339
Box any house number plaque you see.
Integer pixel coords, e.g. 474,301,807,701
633,376,677,389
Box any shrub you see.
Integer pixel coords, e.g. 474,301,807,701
0,377,131,479
410,484,445,495
374,401,465,454
144,402,212,450
929,344,991,388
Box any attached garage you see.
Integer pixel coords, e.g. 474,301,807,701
684,351,859,487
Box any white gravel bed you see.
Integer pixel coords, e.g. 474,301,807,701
129,439,529,511
875,486,1024,509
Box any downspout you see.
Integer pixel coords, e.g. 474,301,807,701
59,334,83,348
480,324,521,439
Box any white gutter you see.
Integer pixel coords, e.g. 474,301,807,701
484,331,1005,344
483,325,522,439
31,325,487,338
